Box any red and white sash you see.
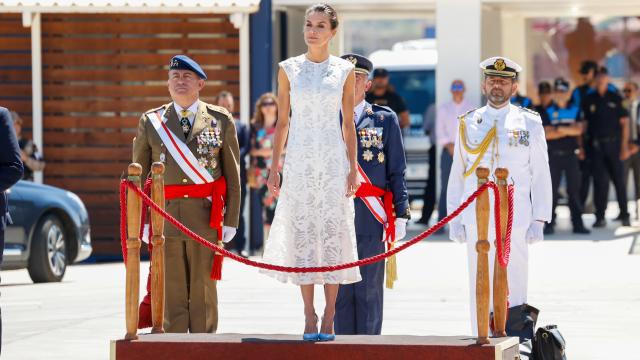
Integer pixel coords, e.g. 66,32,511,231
356,164,387,224
147,109,214,185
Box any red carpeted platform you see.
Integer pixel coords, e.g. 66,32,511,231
110,334,519,360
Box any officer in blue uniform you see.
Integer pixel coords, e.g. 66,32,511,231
335,54,410,335
511,91,533,109
541,78,590,234
581,66,631,227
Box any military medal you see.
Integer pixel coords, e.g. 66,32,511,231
519,130,530,146
159,153,166,162
590,104,596,113
377,152,385,164
363,149,374,162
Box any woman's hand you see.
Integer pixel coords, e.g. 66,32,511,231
345,169,359,198
267,170,281,197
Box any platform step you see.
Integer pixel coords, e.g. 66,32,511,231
111,334,520,360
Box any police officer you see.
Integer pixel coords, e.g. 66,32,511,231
447,57,552,336
581,66,631,227
511,91,532,108
133,55,241,333
335,54,410,335
542,78,589,234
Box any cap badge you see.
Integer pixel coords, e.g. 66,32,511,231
494,59,506,71
347,56,357,65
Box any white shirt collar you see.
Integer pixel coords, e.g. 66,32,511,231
173,100,200,125
354,100,366,122
485,102,511,116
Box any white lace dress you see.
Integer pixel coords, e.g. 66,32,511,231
260,54,362,285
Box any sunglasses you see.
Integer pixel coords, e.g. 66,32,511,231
261,101,276,107
451,84,464,91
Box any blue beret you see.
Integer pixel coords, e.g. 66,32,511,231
340,53,372,75
169,55,207,80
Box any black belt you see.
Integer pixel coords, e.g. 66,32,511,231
549,149,578,156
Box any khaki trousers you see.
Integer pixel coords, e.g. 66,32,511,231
163,236,218,333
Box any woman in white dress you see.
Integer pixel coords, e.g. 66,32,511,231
262,3,361,341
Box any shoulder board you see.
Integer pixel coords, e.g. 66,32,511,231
371,104,393,113
457,107,479,121
144,103,170,115
519,106,539,116
365,107,374,116
205,103,233,120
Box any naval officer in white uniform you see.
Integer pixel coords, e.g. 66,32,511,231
446,57,552,334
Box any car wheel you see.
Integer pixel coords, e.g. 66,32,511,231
28,214,67,283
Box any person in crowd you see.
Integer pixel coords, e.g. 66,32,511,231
435,80,474,232
541,78,589,234
622,81,640,217
581,66,630,227
249,93,281,243
10,111,45,181
417,103,436,226
216,91,250,257
366,68,410,129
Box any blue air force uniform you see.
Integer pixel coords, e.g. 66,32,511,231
335,54,410,335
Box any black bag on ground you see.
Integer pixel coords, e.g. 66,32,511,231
532,325,567,360
505,303,539,342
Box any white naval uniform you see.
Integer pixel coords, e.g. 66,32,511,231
446,103,552,334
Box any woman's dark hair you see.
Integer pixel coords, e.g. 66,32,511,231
251,92,278,128
305,3,339,30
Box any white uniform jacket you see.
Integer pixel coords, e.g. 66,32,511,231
447,103,552,231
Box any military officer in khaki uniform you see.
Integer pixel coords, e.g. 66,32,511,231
133,55,241,333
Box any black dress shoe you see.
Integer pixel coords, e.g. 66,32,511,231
622,217,631,227
593,219,606,228
415,218,430,226
572,226,591,234
543,224,554,235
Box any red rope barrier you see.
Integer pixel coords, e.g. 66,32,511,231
119,179,513,272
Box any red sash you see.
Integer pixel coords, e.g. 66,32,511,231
355,183,396,243
164,176,227,239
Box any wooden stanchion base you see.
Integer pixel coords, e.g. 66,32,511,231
111,334,519,360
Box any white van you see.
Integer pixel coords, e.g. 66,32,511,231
369,39,437,203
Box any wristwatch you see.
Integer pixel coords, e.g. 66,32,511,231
396,208,411,220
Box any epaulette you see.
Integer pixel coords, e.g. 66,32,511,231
206,103,233,120
144,103,169,115
518,106,539,116
371,103,393,113
519,106,542,124
457,107,478,121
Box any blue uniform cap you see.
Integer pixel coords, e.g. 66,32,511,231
169,55,207,80
340,53,373,75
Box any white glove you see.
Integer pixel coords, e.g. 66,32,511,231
141,224,150,244
222,226,237,243
449,222,466,243
525,221,545,244
394,218,408,241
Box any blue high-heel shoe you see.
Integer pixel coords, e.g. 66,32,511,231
303,333,319,341
302,314,319,341
318,333,335,342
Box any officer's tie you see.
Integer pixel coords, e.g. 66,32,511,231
179,109,192,139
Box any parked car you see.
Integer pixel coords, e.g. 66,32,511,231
2,180,92,282
369,39,436,204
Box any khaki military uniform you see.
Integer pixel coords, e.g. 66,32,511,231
133,100,240,333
